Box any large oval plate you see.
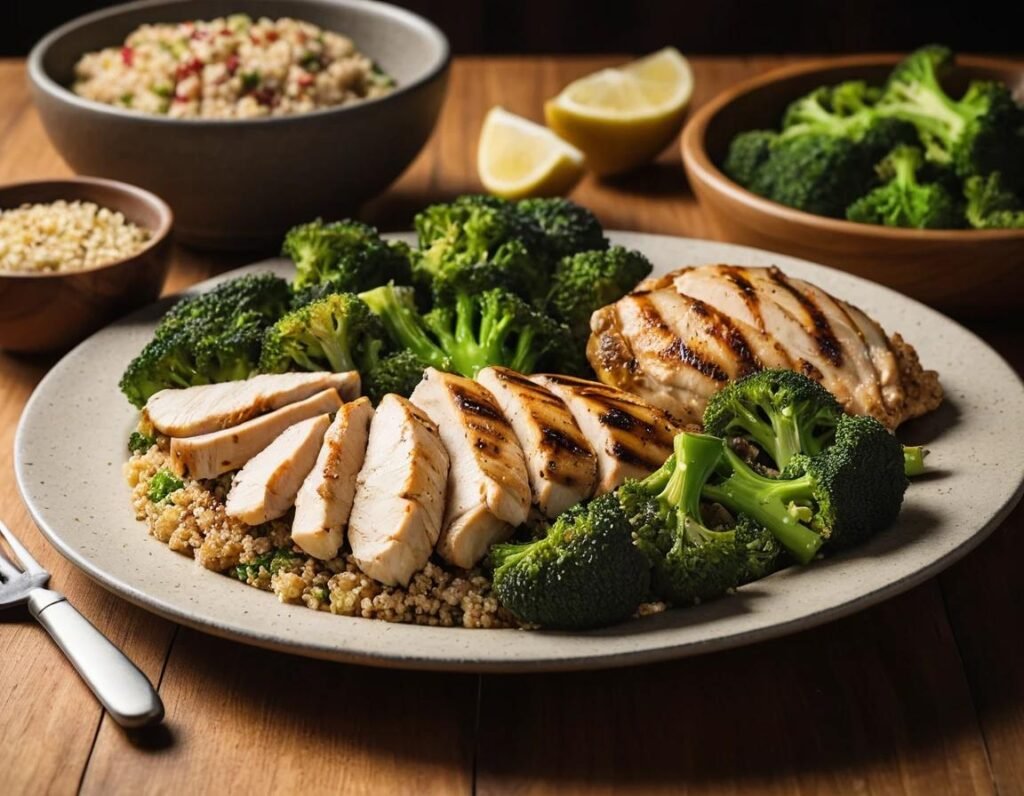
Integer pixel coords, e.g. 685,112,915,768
15,233,1024,671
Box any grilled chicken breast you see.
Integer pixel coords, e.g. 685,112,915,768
348,395,449,587
590,265,942,427
410,369,531,569
477,366,598,518
145,371,360,437
531,373,684,495
292,397,374,560
226,414,331,525
169,388,343,479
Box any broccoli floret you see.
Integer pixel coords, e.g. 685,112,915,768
546,246,653,341
359,283,451,372
119,274,290,408
128,431,156,455
258,293,384,374
157,273,290,335
734,514,783,584
733,81,916,217
702,414,907,562
877,46,1024,186
621,432,750,606
361,347,428,402
413,195,546,301
424,288,566,378
964,172,1024,229
489,493,651,629
724,130,778,187
747,135,880,218
516,197,608,261
846,145,963,228
362,282,565,379
283,219,412,293
148,468,184,503
703,369,844,471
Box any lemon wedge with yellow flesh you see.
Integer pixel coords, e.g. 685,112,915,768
477,107,586,200
545,48,694,176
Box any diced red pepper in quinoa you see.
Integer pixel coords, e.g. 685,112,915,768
121,46,134,67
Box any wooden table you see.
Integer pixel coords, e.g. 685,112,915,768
1,55,1022,796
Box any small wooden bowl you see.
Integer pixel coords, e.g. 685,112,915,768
681,54,1024,317
0,177,172,353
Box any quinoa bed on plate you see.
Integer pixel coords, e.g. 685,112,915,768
124,433,518,629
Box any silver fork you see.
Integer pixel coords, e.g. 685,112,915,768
0,521,164,727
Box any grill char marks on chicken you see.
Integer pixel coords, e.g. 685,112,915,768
588,264,942,428
477,366,598,518
531,373,686,495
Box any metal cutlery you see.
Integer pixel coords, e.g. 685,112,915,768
0,520,164,728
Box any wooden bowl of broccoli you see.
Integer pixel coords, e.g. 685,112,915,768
680,49,1024,317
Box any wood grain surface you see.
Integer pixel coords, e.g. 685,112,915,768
0,55,1021,796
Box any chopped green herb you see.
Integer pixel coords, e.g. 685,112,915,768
128,431,155,455
241,71,261,92
233,548,299,581
147,468,184,503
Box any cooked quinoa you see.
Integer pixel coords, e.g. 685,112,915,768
124,431,519,628
73,14,394,119
0,200,150,273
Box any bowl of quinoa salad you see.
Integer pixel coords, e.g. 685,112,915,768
72,14,396,120
28,1,450,248
0,177,172,352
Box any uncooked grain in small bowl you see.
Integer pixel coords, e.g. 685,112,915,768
0,199,150,273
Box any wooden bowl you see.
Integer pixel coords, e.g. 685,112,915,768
680,54,1024,317
0,178,172,353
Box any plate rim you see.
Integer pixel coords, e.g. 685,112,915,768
15,231,1024,672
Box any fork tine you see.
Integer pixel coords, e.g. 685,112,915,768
0,550,19,580
0,521,44,575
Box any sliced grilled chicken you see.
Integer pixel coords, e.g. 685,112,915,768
225,414,331,525
531,373,683,495
292,398,374,560
170,388,343,479
476,366,598,518
348,395,449,587
588,285,793,421
589,264,942,428
410,368,531,569
145,371,360,437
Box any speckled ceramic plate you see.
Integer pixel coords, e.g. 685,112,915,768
15,233,1024,672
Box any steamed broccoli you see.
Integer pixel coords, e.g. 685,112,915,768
413,195,545,301
283,219,412,293
424,288,565,377
702,413,907,563
547,246,653,340
360,347,428,402
516,197,608,261
359,283,451,372
619,433,759,606
362,281,566,379
724,130,778,187
148,468,184,503
258,293,385,375
119,273,290,408
877,46,1024,186
489,493,651,629
846,145,963,228
702,369,844,471
156,272,290,336
964,171,1024,229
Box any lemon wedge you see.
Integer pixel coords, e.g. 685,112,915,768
545,48,694,176
477,107,586,200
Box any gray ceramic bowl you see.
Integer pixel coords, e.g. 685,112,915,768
28,0,449,249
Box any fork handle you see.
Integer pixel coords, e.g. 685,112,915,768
28,589,164,728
